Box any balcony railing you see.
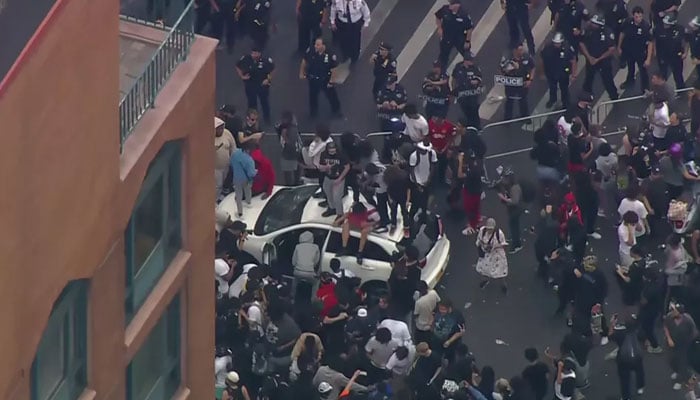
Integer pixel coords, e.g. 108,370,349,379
119,0,195,151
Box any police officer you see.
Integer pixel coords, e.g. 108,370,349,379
330,0,371,63
299,38,343,118
595,0,627,35
210,0,238,53
580,14,619,100
650,0,680,28
688,16,700,78
451,52,483,129
296,0,327,54
617,6,653,93
376,75,407,131
435,0,473,71
370,42,397,97
236,0,273,50
236,46,275,123
554,0,590,54
501,0,536,54
540,32,577,109
422,61,451,119
653,13,686,91
501,42,535,121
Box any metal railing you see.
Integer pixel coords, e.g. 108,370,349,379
119,0,196,150
591,87,695,126
481,109,567,135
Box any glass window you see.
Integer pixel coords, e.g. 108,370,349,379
125,141,182,321
127,296,181,400
32,281,88,400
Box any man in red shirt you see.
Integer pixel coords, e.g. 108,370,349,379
251,148,275,199
428,115,456,186
334,202,380,264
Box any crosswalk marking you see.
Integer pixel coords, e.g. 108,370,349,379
335,0,400,83
479,5,555,120
396,0,445,82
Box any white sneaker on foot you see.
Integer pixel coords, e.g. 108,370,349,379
600,336,609,346
671,372,678,380
637,387,645,395
588,232,602,240
673,383,682,390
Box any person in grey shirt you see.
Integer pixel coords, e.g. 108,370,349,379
664,303,699,391
595,142,619,218
313,365,367,399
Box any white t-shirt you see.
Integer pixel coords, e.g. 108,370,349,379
617,198,648,237
652,103,670,139
557,116,573,141
214,355,232,387
247,301,264,333
617,224,636,256
386,350,414,376
409,150,438,186
365,337,399,368
215,259,230,294
378,319,412,346
413,290,441,331
402,114,429,142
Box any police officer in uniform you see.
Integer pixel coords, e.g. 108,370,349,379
236,46,275,123
540,32,578,109
451,52,483,129
376,75,407,131
501,42,535,121
554,0,590,54
210,0,238,53
299,38,343,118
501,0,536,54
236,0,273,50
580,14,619,99
653,13,687,91
617,6,653,93
435,0,474,71
595,0,627,35
370,42,397,97
650,0,680,28
422,61,451,119
330,0,371,63
296,0,327,54
688,16,700,78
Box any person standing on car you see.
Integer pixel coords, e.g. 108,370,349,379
408,139,438,222
319,141,350,219
215,117,236,202
230,142,257,218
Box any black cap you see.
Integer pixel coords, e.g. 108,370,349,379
386,74,398,84
219,104,236,114
230,220,247,232
432,60,442,68
251,45,263,53
379,42,392,51
578,92,594,102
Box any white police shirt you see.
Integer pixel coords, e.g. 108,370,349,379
330,0,371,26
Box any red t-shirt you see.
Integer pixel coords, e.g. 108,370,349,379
428,119,456,153
316,283,338,318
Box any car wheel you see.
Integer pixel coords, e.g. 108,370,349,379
361,280,388,308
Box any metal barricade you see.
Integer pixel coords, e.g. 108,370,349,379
591,87,695,126
480,109,567,136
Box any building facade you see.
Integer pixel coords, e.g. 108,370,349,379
0,0,217,399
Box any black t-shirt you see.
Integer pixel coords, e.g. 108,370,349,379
643,177,669,215
666,124,687,146
629,146,653,179
324,304,349,338
237,122,262,148
522,361,549,398
568,135,587,164
319,150,348,179
434,6,473,41
410,352,442,386
531,140,560,168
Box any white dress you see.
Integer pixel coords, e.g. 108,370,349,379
475,227,509,279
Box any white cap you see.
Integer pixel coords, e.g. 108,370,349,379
416,141,433,151
318,382,333,393
226,371,239,384
357,308,368,317
215,117,225,128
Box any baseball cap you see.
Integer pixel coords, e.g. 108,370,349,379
379,41,393,50
226,371,240,384
590,14,606,27
385,74,398,84
215,117,225,128
357,308,368,317
318,382,333,394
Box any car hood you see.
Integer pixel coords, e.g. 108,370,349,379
216,186,287,228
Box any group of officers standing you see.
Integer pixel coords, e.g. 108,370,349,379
214,0,700,130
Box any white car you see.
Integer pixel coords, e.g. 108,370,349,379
216,185,450,294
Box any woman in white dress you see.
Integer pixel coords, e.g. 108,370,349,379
476,218,510,294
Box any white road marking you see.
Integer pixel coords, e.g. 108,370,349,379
479,5,555,120
336,0,400,83
396,0,445,82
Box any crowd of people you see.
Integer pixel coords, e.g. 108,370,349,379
201,0,700,399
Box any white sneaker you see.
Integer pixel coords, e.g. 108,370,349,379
637,387,645,395
671,372,678,380
673,383,682,390
588,232,602,240
597,210,606,218
600,336,609,346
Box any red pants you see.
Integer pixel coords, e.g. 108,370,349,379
567,162,585,174
462,189,481,229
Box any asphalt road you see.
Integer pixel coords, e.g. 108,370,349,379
119,0,700,398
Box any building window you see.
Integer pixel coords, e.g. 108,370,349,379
127,296,181,400
125,141,182,321
31,280,88,400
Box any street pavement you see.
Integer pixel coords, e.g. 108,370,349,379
120,0,700,398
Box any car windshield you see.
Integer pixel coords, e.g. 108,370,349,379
254,185,319,235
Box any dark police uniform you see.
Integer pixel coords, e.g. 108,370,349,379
650,0,681,28
580,24,619,99
210,0,238,53
236,53,275,122
244,0,272,50
422,64,451,119
371,43,397,97
501,54,534,120
376,76,407,131
297,0,327,54
688,25,700,78
541,40,577,108
451,56,483,129
331,0,370,62
302,47,342,117
596,0,627,35
435,3,473,70
503,0,536,53
619,16,652,92
653,20,686,90
555,1,590,53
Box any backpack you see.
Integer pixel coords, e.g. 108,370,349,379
619,331,643,363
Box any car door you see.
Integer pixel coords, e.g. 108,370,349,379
264,226,329,278
321,228,394,283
